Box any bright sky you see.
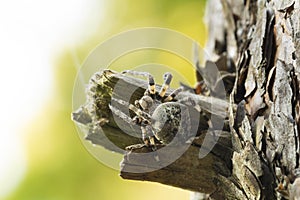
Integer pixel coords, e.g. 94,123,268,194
0,0,104,197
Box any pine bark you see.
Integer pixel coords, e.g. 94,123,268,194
209,0,300,199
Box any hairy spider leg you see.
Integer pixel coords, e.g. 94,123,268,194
195,81,210,95
148,74,156,94
159,72,173,98
141,125,155,145
122,70,156,94
109,103,157,149
111,97,152,120
110,97,153,132
127,105,158,149
110,98,159,160
141,125,159,161
109,104,135,125
109,98,142,125
128,104,152,121
163,86,183,102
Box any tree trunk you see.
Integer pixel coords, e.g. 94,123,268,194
72,0,300,199
205,0,300,199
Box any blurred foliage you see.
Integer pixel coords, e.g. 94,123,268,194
6,0,207,199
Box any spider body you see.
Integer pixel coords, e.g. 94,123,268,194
151,102,190,144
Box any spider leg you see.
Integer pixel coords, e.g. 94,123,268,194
141,125,159,161
109,104,136,125
110,99,153,141
148,74,156,95
111,98,152,121
163,86,183,102
159,72,173,98
110,98,159,160
141,125,154,145
128,104,152,121
122,70,156,94
194,81,210,96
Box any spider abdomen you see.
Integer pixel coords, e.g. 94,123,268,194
151,102,191,144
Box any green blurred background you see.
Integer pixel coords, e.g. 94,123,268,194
3,0,207,199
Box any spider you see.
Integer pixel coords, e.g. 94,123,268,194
109,70,194,150
108,45,232,153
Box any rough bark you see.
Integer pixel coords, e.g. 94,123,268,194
72,0,300,199
205,0,300,199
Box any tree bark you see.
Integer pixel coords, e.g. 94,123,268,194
72,0,300,199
